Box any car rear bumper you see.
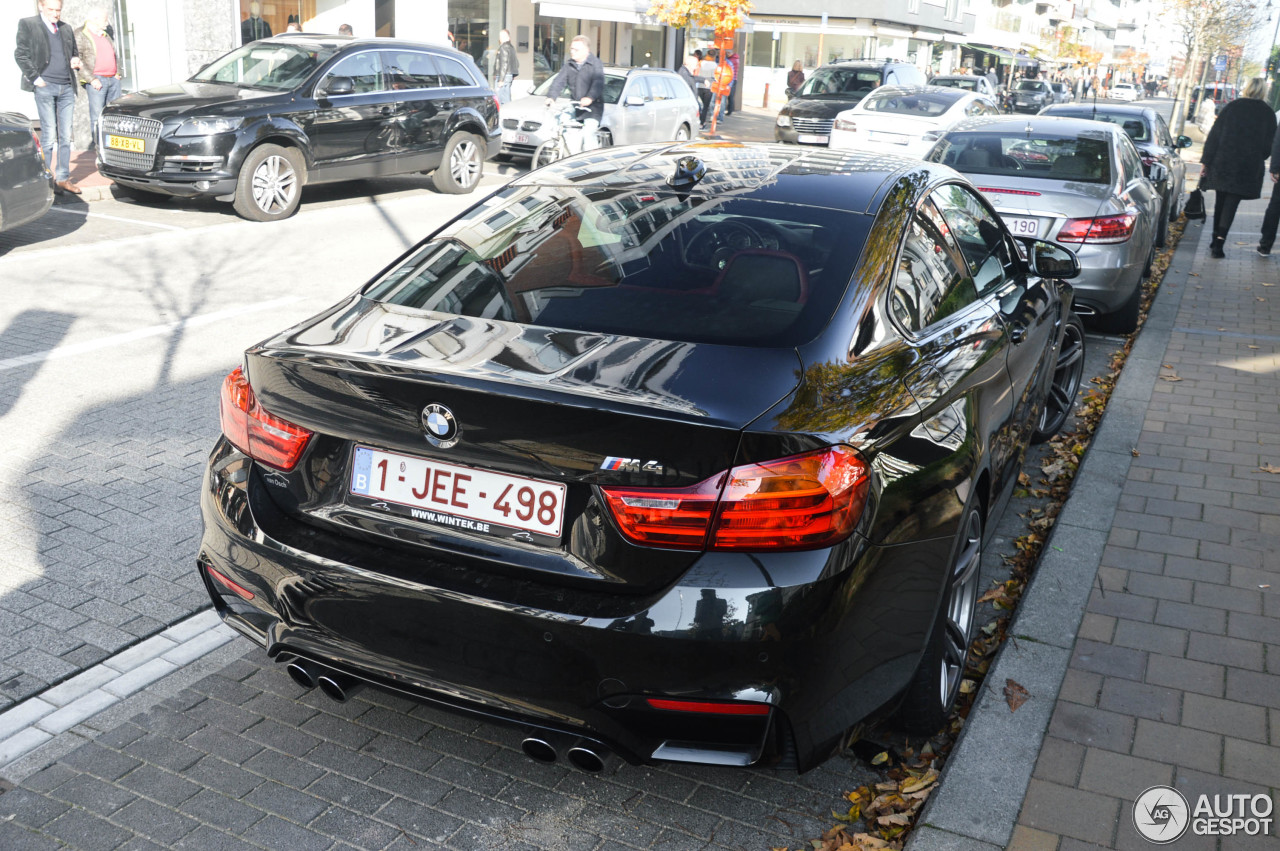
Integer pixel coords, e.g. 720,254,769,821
1062,243,1145,314
199,439,932,771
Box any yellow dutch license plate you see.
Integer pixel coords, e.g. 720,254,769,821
106,134,145,153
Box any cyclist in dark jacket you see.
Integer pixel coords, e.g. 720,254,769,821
544,35,604,152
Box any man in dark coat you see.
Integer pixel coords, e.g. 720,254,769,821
14,0,82,194
1200,77,1277,258
544,35,604,154
493,28,518,105
1258,110,1280,256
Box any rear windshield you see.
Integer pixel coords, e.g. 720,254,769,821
192,43,337,90
536,72,627,104
363,188,868,347
1054,110,1150,141
933,77,980,91
862,90,963,116
929,131,1112,183
798,68,881,97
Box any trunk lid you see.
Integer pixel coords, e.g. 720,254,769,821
245,296,804,592
968,178,1113,242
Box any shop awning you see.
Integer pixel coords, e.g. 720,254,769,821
964,44,1038,67
538,0,651,25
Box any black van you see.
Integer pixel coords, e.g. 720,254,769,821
98,36,500,221
775,60,926,145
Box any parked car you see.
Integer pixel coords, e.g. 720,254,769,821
928,115,1162,332
1188,82,1236,119
1110,82,1140,102
98,37,500,222
1009,79,1053,113
498,66,700,160
1049,81,1073,104
0,111,53,234
929,74,998,99
1040,103,1192,246
776,59,926,145
199,141,1085,773
829,85,999,159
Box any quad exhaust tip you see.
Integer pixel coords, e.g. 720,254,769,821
521,737,558,764
286,660,320,690
566,744,607,773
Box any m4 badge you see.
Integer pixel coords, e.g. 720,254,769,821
600,457,666,475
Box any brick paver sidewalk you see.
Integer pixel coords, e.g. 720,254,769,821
1014,195,1280,848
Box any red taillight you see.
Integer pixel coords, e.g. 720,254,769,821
646,698,771,716
975,186,1041,196
219,366,313,471
600,446,869,551
1057,212,1136,245
494,95,501,113
207,566,255,600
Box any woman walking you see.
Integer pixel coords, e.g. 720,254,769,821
1200,76,1277,258
787,60,805,93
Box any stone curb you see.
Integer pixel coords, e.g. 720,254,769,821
0,608,234,772
907,219,1204,849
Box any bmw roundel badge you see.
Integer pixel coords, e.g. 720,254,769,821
421,404,460,448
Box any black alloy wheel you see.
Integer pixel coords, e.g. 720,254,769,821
898,505,984,733
1032,313,1085,443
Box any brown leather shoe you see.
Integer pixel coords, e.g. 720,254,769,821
56,180,82,195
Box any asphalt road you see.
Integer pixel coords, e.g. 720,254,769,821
0,110,1166,849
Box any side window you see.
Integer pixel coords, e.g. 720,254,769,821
435,55,476,87
626,76,652,102
884,70,897,86
1119,136,1143,183
891,205,979,333
653,76,677,100
383,51,440,89
321,51,383,94
931,185,1014,294
1155,114,1174,148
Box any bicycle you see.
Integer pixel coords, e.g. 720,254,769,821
531,103,598,169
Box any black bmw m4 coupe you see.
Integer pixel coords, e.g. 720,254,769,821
199,142,1085,772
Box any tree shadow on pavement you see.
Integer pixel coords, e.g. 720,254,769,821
0,309,77,418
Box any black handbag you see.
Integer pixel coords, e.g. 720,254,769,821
1184,188,1207,221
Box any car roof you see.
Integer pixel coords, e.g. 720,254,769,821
510,141,948,214
932,74,986,80
948,115,1124,138
861,84,977,101
1042,103,1153,118
263,34,472,58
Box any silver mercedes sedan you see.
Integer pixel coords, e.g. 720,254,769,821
927,115,1162,332
498,67,701,161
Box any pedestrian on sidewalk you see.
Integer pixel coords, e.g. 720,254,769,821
1199,76,1277,258
725,48,739,116
76,6,122,152
492,29,518,105
15,0,83,195
787,60,805,94
1258,116,1280,256
677,53,699,99
697,50,716,127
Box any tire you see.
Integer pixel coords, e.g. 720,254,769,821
1032,313,1085,443
674,123,691,142
432,133,484,194
531,139,564,170
232,144,304,222
1098,279,1142,334
1143,244,1155,278
1156,197,1169,248
897,505,984,734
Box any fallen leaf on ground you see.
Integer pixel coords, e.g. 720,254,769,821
1131,448,1140,457
1258,298,1268,303
1249,345,1260,349
1159,372,1183,381
1260,464,1280,474
1260,584,1271,589
1004,679,1030,712
1262,283,1276,287
871,751,889,766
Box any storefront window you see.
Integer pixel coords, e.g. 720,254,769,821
533,16,582,84
631,25,663,68
448,0,504,81
238,1,316,43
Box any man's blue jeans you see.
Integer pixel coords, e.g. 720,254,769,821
86,76,122,148
34,82,76,181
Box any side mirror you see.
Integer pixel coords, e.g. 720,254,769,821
784,87,795,99
624,95,645,107
1017,237,1080,279
320,76,355,97
1177,135,1193,149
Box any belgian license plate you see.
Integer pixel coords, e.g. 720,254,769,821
797,133,829,144
106,134,144,153
512,132,530,144
1003,216,1040,237
350,446,566,538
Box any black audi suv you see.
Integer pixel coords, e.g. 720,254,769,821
199,142,1084,771
98,36,500,221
